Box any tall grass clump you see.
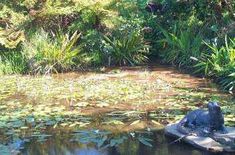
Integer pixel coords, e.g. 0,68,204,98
0,49,28,74
158,25,203,68
195,37,235,92
102,28,150,66
23,30,82,74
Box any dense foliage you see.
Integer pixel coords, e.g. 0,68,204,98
0,0,234,92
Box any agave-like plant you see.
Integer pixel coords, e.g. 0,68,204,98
102,30,149,66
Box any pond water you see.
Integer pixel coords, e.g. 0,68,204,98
0,65,234,155
19,129,233,155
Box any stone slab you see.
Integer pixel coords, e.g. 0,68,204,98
165,123,235,153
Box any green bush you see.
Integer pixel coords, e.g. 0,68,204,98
195,37,235,92
0,49,28,74
0,29,25,49
23,30,82,74
102,28,149,66
158,25,203,68
78,30,104,66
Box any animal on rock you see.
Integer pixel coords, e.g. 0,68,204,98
177,102,228,136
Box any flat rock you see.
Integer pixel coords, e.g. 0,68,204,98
165,123,235,153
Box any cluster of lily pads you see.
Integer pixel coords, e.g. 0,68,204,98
0,69,234,154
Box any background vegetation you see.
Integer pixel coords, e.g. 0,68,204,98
0,0,234,92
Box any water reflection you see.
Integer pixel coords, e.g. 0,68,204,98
20,130,231,155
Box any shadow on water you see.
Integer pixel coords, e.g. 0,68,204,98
20,129,229,155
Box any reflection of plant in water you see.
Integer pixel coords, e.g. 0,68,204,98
0,129,155,155
0,144,10,154
71,130,153,148
0,129,154,154
0,137,26,155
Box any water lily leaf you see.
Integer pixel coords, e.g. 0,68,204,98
97,102,109,107
0,122,7,128
25,116,35,124
10,120,24,128
9,138,25,150
110,137,126,147
104,120,124,125
79,122,90,127
130,120,140,126
5,130,15,135
20,126,29,129
138,137,153,147
74,102,89,107
31,134,52,142
0,144,10,155
31,134,52,137
45,120,56,126
97,136,107,148
69,122,79,127
60,123,68,127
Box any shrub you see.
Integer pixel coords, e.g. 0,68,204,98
195,37,235,92
23,30,81,74
102,28,149,66
0,29,25,49
158,25,203,68
0,49,28,74
78,30,104,66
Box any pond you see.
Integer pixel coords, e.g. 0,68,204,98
0,127,230,155
11,129,233,155
0,65,234,154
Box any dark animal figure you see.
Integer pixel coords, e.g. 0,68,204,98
177,102,227,136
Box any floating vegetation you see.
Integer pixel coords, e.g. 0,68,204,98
71,130,153,148
0,66,234,154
